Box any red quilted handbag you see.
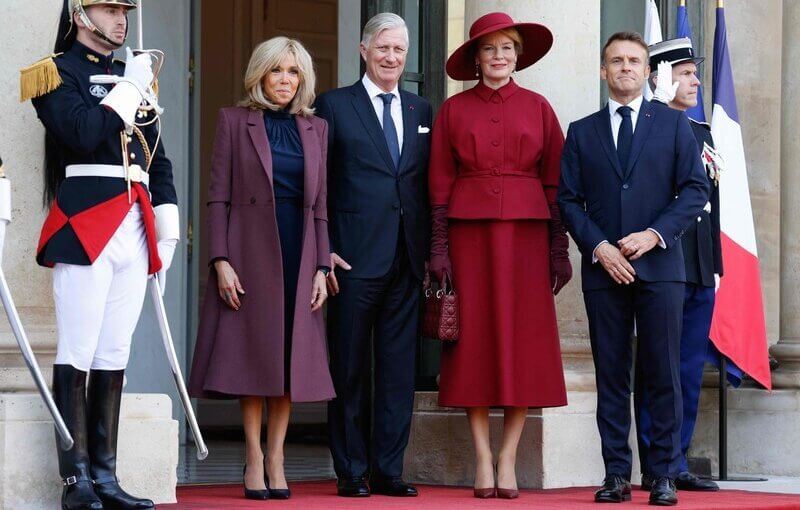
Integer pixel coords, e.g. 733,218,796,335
422,273,459,342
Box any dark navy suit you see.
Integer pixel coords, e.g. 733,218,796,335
635,118,724,476
315,80,431,480
558,98,708,479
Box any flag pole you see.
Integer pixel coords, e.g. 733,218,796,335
719,356,728,479
137,0,143,50
710,0,767,483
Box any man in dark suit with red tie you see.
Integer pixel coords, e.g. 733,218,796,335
558,32,708,506
314,12,432,498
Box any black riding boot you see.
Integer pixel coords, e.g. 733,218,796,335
53,364,104,510
87,369,155,510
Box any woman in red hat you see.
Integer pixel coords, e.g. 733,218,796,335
428,12,571,499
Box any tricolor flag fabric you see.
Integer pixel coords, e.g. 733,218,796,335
709,5,772,390
643,0,663,100
675,2,706,122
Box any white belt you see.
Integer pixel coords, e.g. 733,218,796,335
65,164,149,186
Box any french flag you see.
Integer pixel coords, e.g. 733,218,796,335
675,1,705,122
642,0,662,100
709,4,772,390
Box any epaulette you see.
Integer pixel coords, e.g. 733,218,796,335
19,53,63,102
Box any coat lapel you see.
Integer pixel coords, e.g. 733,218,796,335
295,115,318,209
247,109,273,188
593,106,624,180
624,99,655,178
397,91,417,174
349,81,397,174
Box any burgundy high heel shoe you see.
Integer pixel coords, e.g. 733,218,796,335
496,462,519,499
473,463,496,498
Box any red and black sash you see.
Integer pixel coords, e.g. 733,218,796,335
37,183,162,274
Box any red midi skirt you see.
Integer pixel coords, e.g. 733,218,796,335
438,219,568,408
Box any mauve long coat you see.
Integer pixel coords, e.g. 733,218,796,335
188,106,335,402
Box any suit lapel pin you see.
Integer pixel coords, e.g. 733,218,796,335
645,113,652,118
409,105,415,110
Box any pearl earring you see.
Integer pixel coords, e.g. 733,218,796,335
475,63,480,77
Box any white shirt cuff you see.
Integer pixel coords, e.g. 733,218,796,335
648,228,666,249
592,240,608,263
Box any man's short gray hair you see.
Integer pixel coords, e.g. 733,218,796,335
361,12,409,48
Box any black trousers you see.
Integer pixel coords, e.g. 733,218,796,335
584,281,684,479
327,235,419,480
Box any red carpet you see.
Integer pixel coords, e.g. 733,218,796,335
164,481,800,509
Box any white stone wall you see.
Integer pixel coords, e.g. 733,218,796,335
0,0,60,368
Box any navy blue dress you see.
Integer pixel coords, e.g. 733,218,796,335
264,109,304,391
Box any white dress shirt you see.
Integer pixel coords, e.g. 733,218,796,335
361,74,404,152
593,94,664,264
608,95,643,147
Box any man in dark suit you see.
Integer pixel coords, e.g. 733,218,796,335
314,12,432,498
558,32,708,506
634,38,724,493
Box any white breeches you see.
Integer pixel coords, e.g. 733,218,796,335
54,204,149,371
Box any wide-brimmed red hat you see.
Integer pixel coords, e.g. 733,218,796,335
446,12,553,81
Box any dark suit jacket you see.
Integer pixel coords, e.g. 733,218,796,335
557,99,709,291
314,81,433,280
682,119,723,287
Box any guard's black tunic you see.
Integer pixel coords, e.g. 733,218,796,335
682,119,723,287
31,41,177,270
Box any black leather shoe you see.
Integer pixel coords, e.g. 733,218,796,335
337,477,370,497
675,472,719,491
242,465,269,500
594,474,632,503
370,477,419,497
87,370,155,509
640,473,654,491
649,477,678,506
266,475,291,499
62,478,104,510
53,365,104,510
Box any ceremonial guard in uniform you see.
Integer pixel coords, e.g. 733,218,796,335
635,37,724,493
20,1,178,508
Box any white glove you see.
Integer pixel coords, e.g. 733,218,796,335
156,238,177,296
153,203,180,296
652,60,680,104
100,48,154,127
125,48,155,90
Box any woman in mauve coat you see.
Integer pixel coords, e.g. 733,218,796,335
428,12,572,499
188,36,334,501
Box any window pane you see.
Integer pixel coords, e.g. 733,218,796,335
600,0,646,106
403,0,421,74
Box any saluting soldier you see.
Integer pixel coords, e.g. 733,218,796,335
20,1,178,508
635,37,724,493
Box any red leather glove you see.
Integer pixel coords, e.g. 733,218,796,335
549,202,572,295
429,205,452,284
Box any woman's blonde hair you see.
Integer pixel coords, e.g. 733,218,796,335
239,37,316,116
474,27,524,58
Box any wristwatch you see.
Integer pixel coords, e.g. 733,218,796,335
317,266,331,277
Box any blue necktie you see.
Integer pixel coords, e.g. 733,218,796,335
379,93,400,169
616,105,633,171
